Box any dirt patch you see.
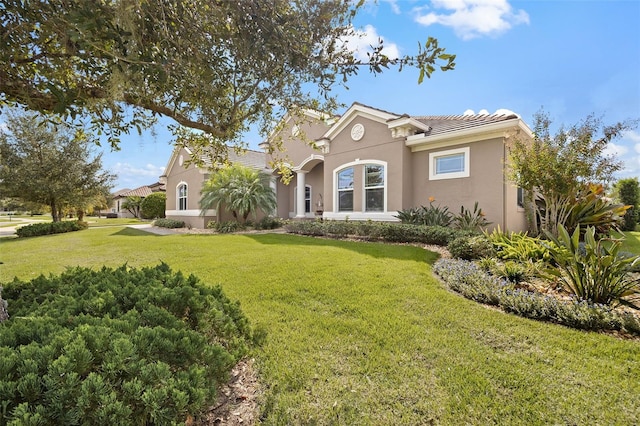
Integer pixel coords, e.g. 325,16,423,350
194,358,261,426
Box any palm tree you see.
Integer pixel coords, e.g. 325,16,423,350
200,164,276,223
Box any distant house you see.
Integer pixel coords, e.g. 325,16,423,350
162,102,533,231
109,182,166,218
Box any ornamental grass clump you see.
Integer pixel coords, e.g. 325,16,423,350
0,263,255,425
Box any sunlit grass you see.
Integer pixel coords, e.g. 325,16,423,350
1,228,639,424
620,231,640,254
83,217,147,227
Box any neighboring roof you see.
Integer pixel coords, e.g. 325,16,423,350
112,188,131,197
413,113,520,137
113,182,166,199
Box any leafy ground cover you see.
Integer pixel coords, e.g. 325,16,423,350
1,227,639,424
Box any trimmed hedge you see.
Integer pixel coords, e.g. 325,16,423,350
153,218,185,229
434,258,640,335
0,264,256,425
140,192,167,220
285,220,472,245
16,220,88,238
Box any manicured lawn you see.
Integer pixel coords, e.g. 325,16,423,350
83,217,146,227
1,227,639,424
621,231,640,254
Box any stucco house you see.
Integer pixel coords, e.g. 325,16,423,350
163,102,533,231
108,182,166,218
162,147,272,228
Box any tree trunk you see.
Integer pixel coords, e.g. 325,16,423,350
0,289,8,323
50,202,61,222
76,208,84,221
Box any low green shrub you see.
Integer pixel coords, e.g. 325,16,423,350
284,220,471,246
153,218,185,229
284,220,325,236
140,192,167,219
0,264,255,425
16,220,87,237
487,228,552,262
453,202,491,232
255,216,284,230
447,235,495,260
209,221,246,233
395,200,453,227
434,258,638,335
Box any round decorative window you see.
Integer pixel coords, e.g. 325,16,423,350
350,123,365,141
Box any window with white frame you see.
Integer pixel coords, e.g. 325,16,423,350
364,164,384,212
337,167,354,212
294,185,312,213
177,183,187,210
429,147,470,180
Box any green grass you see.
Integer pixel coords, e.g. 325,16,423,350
83,217,147,227
1,227,639,424
620,231,640,254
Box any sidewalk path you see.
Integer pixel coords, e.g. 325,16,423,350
126,223,180,235
0,217,49,238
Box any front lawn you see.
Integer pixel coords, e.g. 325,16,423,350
1,227,639,424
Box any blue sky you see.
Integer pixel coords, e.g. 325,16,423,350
98,0,640,191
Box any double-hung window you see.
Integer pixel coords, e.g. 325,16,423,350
364,164,384,212
177,184,187,210
337,167,354,212
429,147,470,180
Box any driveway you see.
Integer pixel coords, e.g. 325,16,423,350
0,217,50,238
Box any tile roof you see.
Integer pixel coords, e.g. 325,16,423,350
197,148,269,171
114,182,165,198
116,186,153,198
412,113,519,136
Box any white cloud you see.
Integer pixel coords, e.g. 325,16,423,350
340,24,401,62
623,130,640,144
415,0,530,40
112,162,165,189
604,142,629,158
381,0,401,14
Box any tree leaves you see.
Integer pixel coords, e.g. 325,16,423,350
1,0,455,157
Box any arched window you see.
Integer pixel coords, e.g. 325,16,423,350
177,183,187,210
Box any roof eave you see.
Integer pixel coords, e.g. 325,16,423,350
405,118,532,151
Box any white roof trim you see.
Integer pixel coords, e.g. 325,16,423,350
405,118,533,151
321,104,399,141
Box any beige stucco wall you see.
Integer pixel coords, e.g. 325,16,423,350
410,138,526,231
321,117,406,220
164,147,215,228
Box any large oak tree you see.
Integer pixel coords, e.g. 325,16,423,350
0,0,455,163
0,111,115,221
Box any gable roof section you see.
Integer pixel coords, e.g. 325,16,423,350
321,102,400,141
163,145,269,178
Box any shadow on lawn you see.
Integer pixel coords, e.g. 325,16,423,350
109,227,162,237
243,233,441,265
